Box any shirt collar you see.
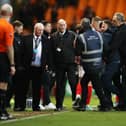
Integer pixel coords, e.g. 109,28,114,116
33,34,41,40
59,30,66,35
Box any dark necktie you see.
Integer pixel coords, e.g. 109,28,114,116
35,37,39,49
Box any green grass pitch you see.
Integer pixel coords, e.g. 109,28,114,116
0,96,126,126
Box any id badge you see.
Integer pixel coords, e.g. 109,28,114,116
33,49,38,53
32,49,38,61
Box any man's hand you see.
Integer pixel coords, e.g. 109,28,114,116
10,66,16,76
75,56,81,65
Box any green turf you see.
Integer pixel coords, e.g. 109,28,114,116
1,111,126,126
0,96,126,126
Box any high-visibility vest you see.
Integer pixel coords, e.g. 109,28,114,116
80,30,103,64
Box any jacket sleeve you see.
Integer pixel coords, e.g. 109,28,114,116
18,35,26,70
46,36,56,71
109,31,122,53
75,35,84,56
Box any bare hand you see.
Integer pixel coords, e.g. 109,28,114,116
75,56,81,65
10,66,16,76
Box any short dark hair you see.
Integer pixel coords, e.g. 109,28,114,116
75,24,81,30
13,20,23,27
104,19,112,28
81,18,91,31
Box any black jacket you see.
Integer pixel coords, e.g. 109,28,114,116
51,30,76,64
102,28,120,63
14,32,24,68
110,24,126,64
22,34,51,70
43,31,54,70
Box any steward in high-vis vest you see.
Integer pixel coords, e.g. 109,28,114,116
75,18,111,111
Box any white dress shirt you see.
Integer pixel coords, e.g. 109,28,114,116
31,35,42,67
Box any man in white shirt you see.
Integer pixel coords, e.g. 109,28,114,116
21,23,55,111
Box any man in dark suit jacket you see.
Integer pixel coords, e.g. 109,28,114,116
51,19,79,111
6,20,24,111
21,23,52,111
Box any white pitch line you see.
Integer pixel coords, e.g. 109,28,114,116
0,111,69,124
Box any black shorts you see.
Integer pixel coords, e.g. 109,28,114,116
0,53,9,83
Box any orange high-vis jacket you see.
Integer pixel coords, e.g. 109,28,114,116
0,18,14,52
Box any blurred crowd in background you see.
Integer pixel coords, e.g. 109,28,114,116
1,0,126,33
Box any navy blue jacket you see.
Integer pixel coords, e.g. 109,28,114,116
101,28,120,64
77,29,104,73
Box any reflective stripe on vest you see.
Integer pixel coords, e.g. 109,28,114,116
80,31,103,63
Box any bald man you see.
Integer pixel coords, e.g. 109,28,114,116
51,19,79,111
0,4,15,120
18,22,55,111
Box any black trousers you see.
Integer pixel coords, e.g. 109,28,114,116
119,64,126,107
55,63,78,108
101,62,120,106
18,67,51,110
42,71,52,106
6,69,25,108
0,53,9,113
0,53,9,83
49,75,56,92
80,68,109,107
14,69,29,109
6,76,13,107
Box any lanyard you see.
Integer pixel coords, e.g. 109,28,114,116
34,37,41,49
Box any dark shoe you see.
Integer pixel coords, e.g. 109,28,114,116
114,104,126,111
54,107,65,112
72,97,81,109
0,113,8,120
14,107,25,111
33,107,41,111
98,106,112,112
0,111,14,120
4,111,14,120
74,105,86,111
